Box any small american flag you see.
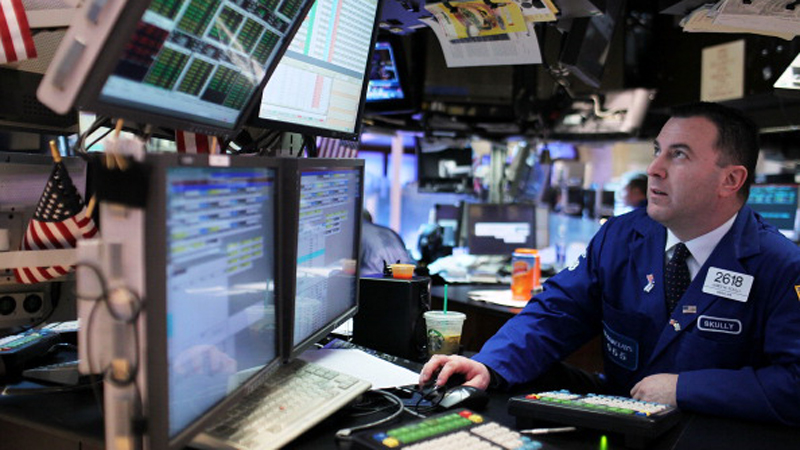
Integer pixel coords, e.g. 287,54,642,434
176,130,218,154
0,0,37,64
14,161,98,284
316,137,359,158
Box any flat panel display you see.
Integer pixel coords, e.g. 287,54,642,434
40,0,315,138
747,184,800,240
366,41,405,102
252,0,381,140
283,159,363,359
144,154,282,449
465,203,536,256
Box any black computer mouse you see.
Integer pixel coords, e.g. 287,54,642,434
438,385,490,410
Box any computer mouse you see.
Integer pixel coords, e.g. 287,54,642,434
438,385,490,410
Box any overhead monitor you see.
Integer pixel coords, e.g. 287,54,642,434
367,41,405,102
558,0,624,89
747,184,800,241
465,203,536,256
774,51,800,99
38,0,315,138
417,138,473,194
143,153,282,449
250,0,382,140
364,35,416,115
281,158,363,360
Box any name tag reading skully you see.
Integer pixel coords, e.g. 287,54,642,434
702,267,753,302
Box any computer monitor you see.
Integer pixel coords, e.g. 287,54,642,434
417,138,473,194
364,34,417,115
747,184,800,241
250,0,382,140
143,153,283,449
464,203,536,256
558,0,624,89
367,41,405,103
597,189,616,218
280,158,364,360
434,204,461,248
38,0,315,138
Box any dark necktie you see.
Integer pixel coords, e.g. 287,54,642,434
664,243,691,314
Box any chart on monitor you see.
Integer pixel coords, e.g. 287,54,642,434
252,0,381,140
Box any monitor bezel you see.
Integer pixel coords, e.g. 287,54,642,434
279,158,364,361
66,0,315,140
464,203,537,256
143,153,286,450
247,0,383,142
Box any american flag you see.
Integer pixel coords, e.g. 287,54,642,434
0,0,37,64
176,130,218,154
316,137,359,158
14,161,98,284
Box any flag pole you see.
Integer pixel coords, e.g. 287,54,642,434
85,195,97,217
49,140,61,163
106,119,128,170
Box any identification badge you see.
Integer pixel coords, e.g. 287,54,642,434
698,315,742,335
702,267,753,302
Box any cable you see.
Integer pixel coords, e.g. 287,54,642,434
335,389,405,440
84,127,115,152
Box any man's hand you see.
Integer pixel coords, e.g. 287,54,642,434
631,373,678,406
419,354,491,390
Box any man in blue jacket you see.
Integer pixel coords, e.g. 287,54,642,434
420,102,800,425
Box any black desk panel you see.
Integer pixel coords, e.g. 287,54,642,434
1,357,799,450
276,389,800,450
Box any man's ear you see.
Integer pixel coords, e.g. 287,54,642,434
721,165,747,198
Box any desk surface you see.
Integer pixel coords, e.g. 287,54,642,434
283,386,800,450
2,355,800,450
431,284,521,315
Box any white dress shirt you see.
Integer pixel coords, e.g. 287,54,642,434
664,212,738,281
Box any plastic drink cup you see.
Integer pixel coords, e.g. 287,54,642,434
423,311,466,356
511,248,539,301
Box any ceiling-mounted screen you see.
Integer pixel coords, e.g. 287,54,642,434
250,0,382,140
39,0,315,138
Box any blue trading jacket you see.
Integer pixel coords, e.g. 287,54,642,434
473,206,800,425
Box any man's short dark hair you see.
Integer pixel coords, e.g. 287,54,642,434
669,102,759,200
626,175,647,195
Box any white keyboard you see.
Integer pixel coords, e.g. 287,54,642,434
192,359,371,450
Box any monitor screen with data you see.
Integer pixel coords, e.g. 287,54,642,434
747,184,799,241
366,41,405,103
252,0,381,140
40,0,315,138
282,158,363,359
144,154,282,449
465,203,536,256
